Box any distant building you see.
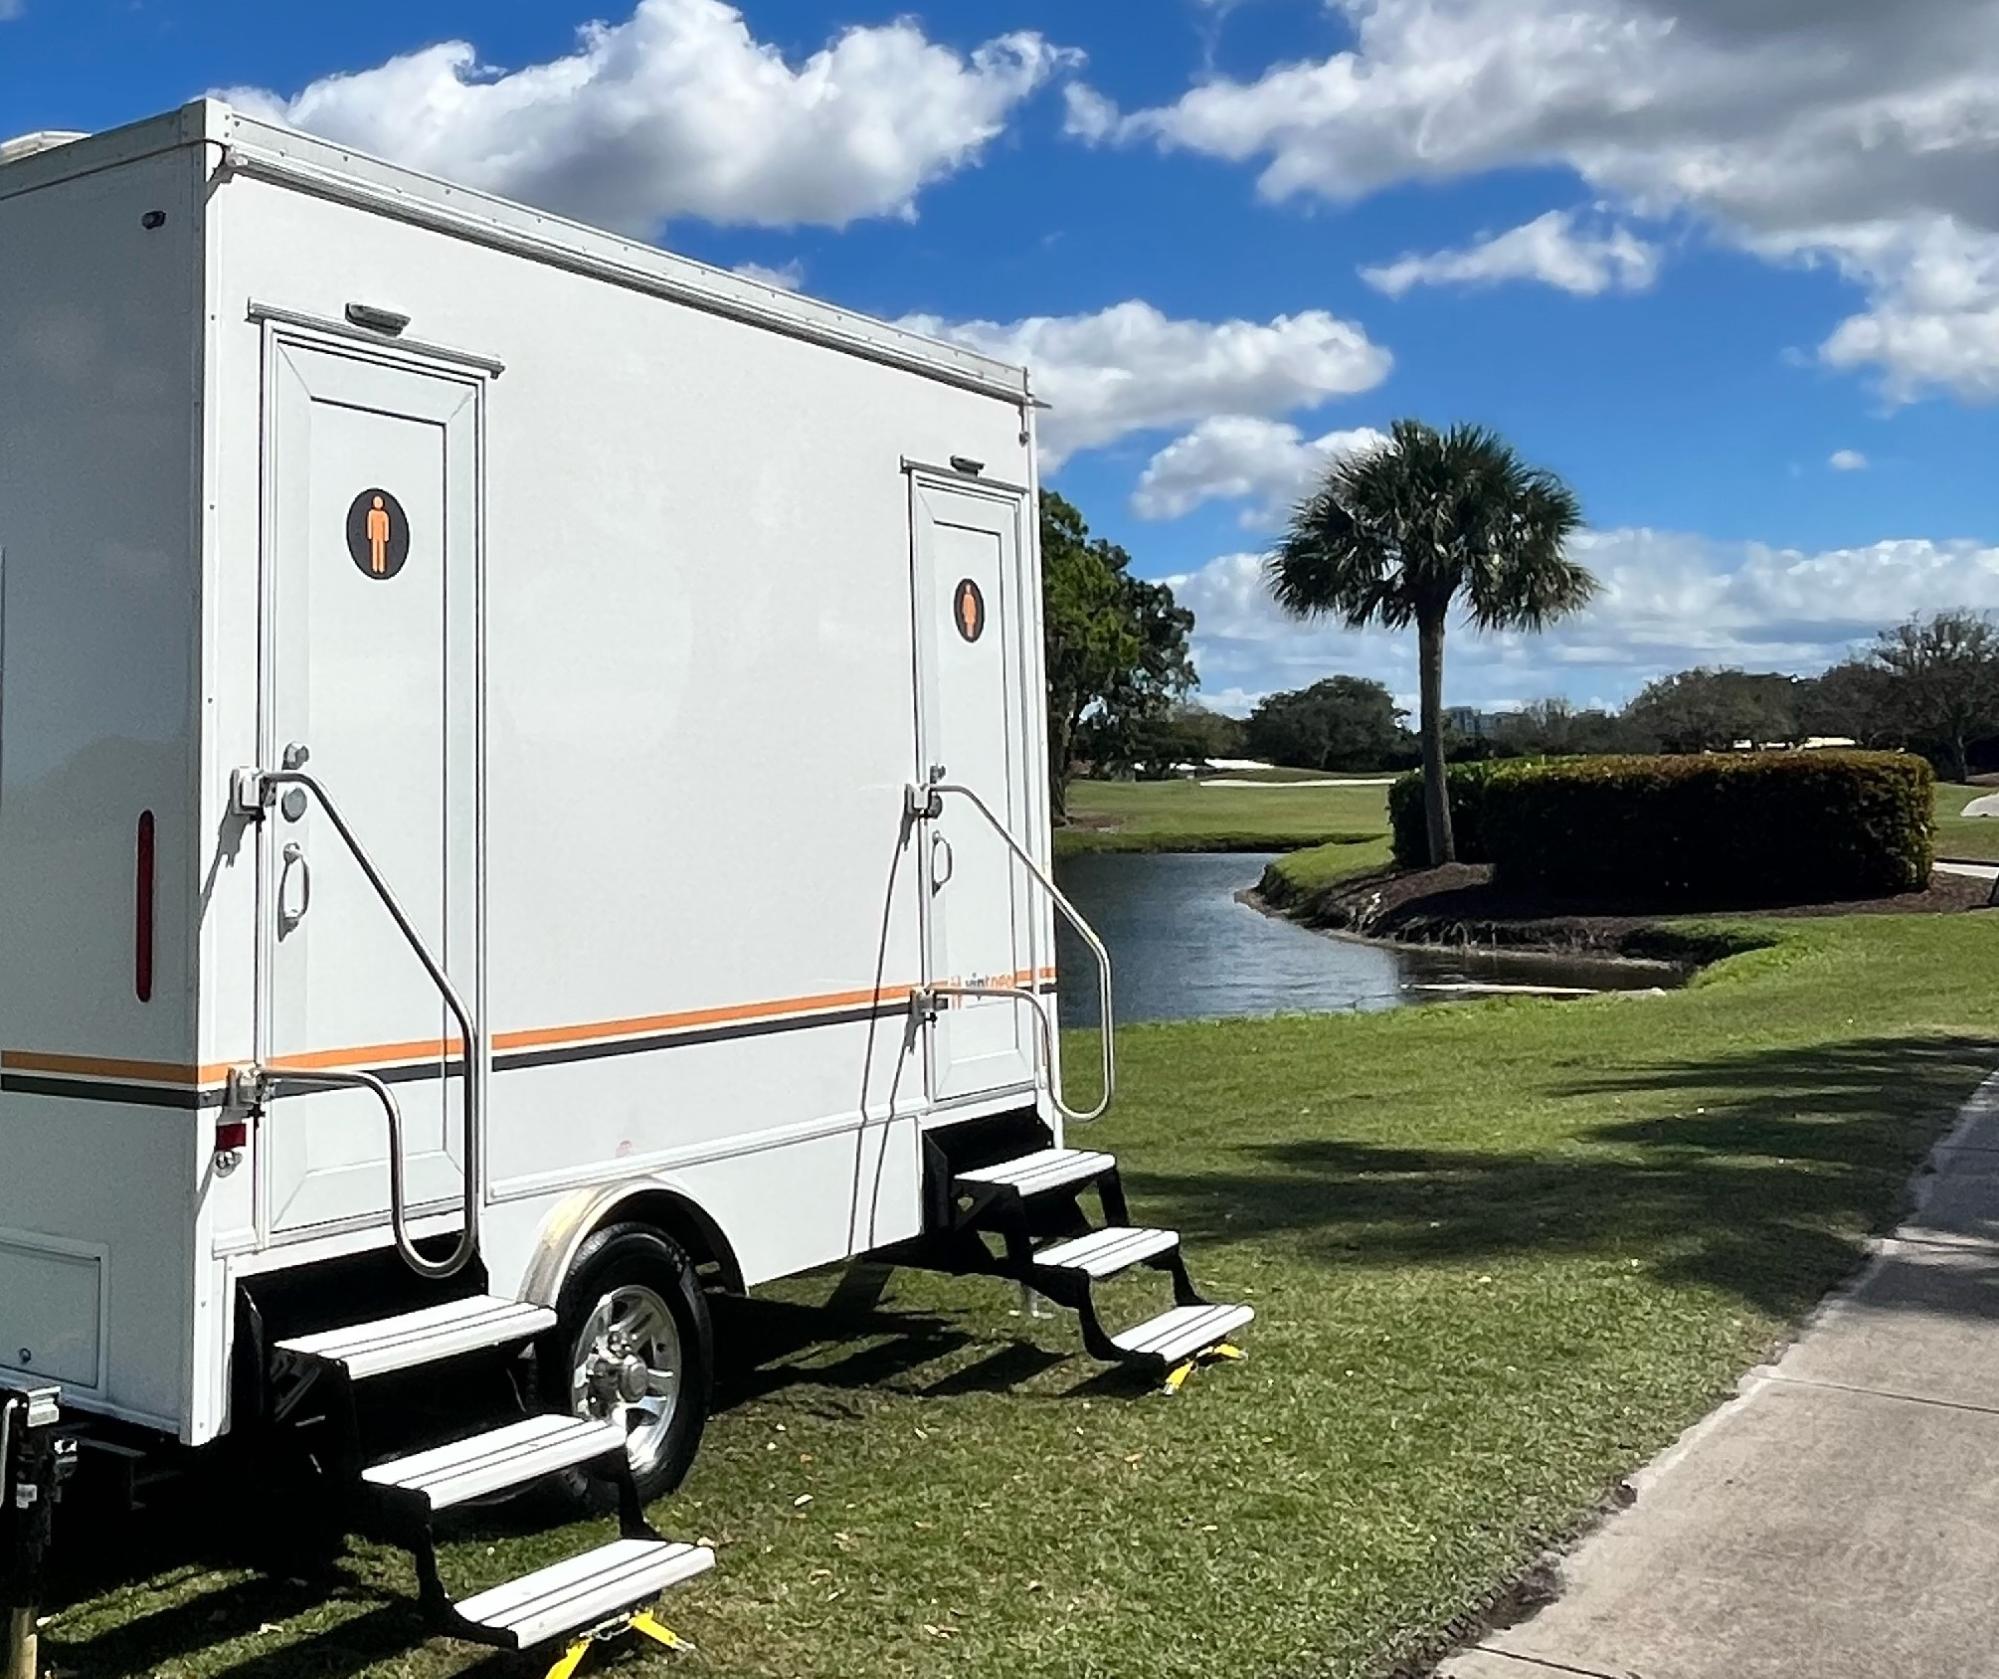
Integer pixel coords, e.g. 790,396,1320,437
1444,707,1507,739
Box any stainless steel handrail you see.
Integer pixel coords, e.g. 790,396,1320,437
236,765,482,1280
909,779,1115,1123
259,1066,466,1279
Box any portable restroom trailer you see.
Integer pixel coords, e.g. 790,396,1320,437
0,101,1251,1656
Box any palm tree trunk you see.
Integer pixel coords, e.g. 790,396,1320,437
1418,611,1457,866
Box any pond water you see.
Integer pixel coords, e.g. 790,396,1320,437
1053,851,1683,1028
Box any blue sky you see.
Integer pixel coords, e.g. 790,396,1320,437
7,0,1999,715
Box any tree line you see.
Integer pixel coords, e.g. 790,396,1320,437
1234,608,1999,783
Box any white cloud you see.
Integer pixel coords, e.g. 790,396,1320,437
1075,0,1999,402
1362,210,1660,298
0,2,23,20
1133,416,1388,523
1828,448,1869,472
899,301,1391,467
732,259,804,291
223,0,1074,233
1168,528,1999,712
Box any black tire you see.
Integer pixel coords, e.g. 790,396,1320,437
539,1222,713,1504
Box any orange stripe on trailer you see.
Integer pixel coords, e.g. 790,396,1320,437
0,1050,232,1086
5,965,1059,1087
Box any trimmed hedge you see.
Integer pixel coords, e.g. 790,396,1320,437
1481,751,1933,902
1389,760,1521,866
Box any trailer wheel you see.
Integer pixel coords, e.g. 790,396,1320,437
542,1222,713,1503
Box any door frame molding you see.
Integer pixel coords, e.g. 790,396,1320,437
905,469,1042,1102
251,320,493,1250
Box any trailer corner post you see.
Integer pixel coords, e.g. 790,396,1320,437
1,1387,72,1679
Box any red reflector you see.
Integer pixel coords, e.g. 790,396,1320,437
135,810,156,1003
215,1119,249,1153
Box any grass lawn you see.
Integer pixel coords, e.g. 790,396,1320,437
1934,781,1999,861
48,900,1999,1679
1058,776,1392,856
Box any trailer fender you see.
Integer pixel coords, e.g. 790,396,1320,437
520,1179,746,1308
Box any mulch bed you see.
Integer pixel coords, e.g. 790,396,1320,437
1310,862,1992,958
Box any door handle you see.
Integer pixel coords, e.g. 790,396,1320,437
278,842,312,932
930,831,955,890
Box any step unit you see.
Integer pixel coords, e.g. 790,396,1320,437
943,1147,1257,1377
1108,1302,1256,1371
1029,1225,1179,1280
956,1146,1120,1202
451,1537,715,1651
274,1294,557,1382
361,1414,627,1514
268,1292,710,1654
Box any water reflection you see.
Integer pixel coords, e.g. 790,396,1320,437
1053,851,1681,1028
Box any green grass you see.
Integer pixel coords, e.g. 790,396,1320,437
47,912,1999,1679
1057,777,1392,855
1934,781,1999,861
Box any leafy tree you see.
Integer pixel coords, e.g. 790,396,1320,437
1268,421,1593,864
1798,660,1899,747
1042,490,1196,817
1245,677,1409,771
1494,697,1643,758
1623,668,1804,754
1870,610,1999,782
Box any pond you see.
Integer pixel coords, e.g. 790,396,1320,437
1053,851,1683,1028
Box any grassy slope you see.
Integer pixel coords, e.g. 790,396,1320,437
1058,778,1392,856
52,914,1999,1679
1934,781,1999,861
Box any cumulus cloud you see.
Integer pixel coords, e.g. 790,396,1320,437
732,259,804,291
223,0,1073,233
1169,528,1999,713
899,301,1391,467
1133,416,1388,523
1362,210,1660,298
1074,0,1999,402
1828,448,1869,472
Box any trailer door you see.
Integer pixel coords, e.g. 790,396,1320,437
256,334,482,1240
911,475,1038,1102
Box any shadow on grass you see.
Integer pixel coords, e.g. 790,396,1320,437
1131,1033,1999,1320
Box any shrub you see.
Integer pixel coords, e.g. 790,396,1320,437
1480,751,1933,902
1389,760,1522,865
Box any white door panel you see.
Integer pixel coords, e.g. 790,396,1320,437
912,480,1035,1100
259,337,481,1238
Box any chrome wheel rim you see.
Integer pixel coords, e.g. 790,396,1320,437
570,1283,683,1479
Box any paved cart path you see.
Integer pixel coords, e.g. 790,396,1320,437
1443,1070,1999,1679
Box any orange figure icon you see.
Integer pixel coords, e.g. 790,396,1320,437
960,589,979,639
366,495,391,575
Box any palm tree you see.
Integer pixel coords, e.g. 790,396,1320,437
1268,421,1594,865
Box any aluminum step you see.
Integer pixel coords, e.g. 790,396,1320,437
275,1294,556,1381
454,1537,714,1651
956,1147,1116,1199
1110,1302,1256,1368
1031,1226,1179,1279
362,1415,625,1511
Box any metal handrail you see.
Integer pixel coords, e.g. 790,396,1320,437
908,778,1115,1123
235,765,482,1280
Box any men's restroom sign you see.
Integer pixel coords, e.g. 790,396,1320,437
953,578,986,644
346,488,410,580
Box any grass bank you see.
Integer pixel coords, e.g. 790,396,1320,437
1935,781,1999,861
48,915,1999,1679
1057,776,1391,856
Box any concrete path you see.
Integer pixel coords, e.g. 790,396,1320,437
1938,859,1999,883
1442,1072,1999,1679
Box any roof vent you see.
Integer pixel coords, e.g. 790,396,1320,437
0,131,88,168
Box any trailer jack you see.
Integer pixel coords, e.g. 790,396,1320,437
544,1608,692,1679
1,1386,74,1679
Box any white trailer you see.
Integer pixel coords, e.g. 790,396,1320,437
0,101,1250,1659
